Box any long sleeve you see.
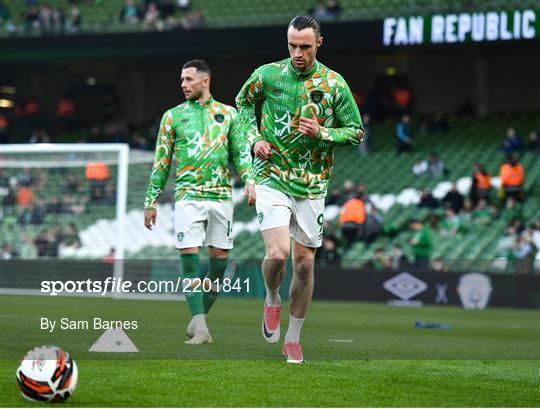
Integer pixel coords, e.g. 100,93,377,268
396,123,410,142
317,79,364,145
228,108,254,185
235,69,264,147
144,110,175,209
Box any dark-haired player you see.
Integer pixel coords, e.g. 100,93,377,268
236,16,364,363
145,59,256,344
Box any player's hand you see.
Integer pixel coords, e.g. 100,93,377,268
144,208,157,230
253,140,272,160
299,111,320,138
244,183,256,206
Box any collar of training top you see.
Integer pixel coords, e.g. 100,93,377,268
187,95,214,108
288,59,320,79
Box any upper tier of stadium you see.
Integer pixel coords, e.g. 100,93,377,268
1,0,538,37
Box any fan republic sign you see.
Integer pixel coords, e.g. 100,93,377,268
383,9,538,46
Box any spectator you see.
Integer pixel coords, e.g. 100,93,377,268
68,3,82,33
357,113,370,155
34,230,49,257
65,194,88,214
103,248,115,264
60,174,81,195
472,198,495,225
47,196,64,214
529,222,540,268
412,158,428,176
85,160,110,202
367,248,389,270
532,221,540,252
526,131,539,153
440,208,460,236
1,243,17,259
501,197,523,224
24,6,40,33
309,1,331,21
19,233,38,259
120,0,141,23
512,235,533,274
391,85,412,114
103,184,117,205
390,244,408,271
431,257,449,273
355,183,373,206
315,237,341,265
339,192,366,247
342,179,355,202
501,127,523,155
61,223,81,247
395,114,412,154
179,9,204,30
428,152,447,178
17,185,33,209
325,188,341,206
442,182,464,214
143,2,161,30
326,0,342,19
31,197,48,224
38,3,53,34
159,0,178,28
0,1,9,24
17,168,33,187
56,96,77,130
418,188,438,209
499,156,525,203
0,113,9,140
52,5,65,34
3,178,17,207
29,128,50,144
177,0,191,12
409,219,433,269
470,163,491,205
364,207,383,244
496,224,517,258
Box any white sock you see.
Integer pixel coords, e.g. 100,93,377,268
265,286,281,307
192,314,208,332
284,314,305,343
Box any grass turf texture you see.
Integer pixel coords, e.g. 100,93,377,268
1,295,539,407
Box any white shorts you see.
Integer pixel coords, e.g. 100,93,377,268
174,201,234,250
255,185,325,248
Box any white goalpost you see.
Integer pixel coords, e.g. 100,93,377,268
0,143,130,295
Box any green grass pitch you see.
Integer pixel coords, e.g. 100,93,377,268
1,295,539,407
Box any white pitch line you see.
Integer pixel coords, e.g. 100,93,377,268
329,339,354,343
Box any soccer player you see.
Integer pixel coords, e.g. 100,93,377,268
236,16,363,363
144,59,256,345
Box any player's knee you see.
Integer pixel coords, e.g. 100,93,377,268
266,246,290,264
294,258,314,282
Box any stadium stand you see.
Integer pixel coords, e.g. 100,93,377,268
2,113,538,274
1,0,538,36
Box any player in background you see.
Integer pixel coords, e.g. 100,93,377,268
144,59,256,345
236,16,363,363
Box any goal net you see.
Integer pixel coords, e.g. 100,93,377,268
0,143,159,296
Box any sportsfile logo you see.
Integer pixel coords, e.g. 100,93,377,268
383,272,427,306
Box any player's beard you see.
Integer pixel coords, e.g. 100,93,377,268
184,89,203,101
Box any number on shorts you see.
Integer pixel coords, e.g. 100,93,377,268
317,213,324,233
